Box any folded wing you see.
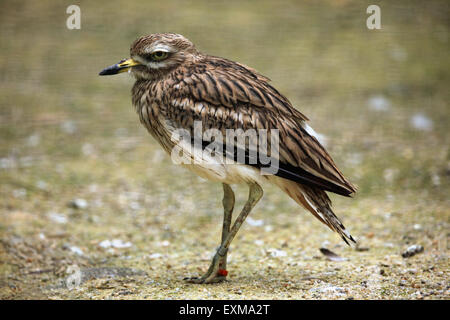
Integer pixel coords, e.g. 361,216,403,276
161,56,357,196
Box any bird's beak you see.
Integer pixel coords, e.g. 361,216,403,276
99,58,141,76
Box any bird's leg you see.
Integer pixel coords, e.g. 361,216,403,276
185,182,263,284
184,183,235,283
217,183,235,277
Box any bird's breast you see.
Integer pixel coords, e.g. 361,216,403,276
132,81,174,154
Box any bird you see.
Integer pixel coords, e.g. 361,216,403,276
99,33,357,283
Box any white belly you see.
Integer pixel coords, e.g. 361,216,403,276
172,139,262,184
181,162,264,185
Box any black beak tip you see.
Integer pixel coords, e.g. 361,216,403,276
99,65,119,76
99,69,113,76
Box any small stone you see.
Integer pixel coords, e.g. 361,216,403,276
99,240,112,248
36,180,48,190
27,134,41,147
60,120,77,134
82,143,95,156
431,174,440,186
383,168,398,183
267,248,287,258
246,217,264,227
148,253,163,259
110,239,132,248
99,239,131,249
0,157,16,169
310,284,347,296
254,240,264,246
129,201,141,210
402,245,424,258
12,188,27,198
48,212,68,224
159,240,170,247
368,95,391,112
410,113,433,131
68,198,88,209
70,246,84,256
321,240,330,248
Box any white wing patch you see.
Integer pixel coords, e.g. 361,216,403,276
302,122,328,147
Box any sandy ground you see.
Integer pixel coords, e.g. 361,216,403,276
1,192,449,300
1,185,449,299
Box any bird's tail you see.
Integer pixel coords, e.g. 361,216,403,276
269,176,356,246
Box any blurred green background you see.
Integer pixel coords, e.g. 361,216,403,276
0,0,448,299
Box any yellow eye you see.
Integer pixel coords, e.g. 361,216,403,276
151,51,169,61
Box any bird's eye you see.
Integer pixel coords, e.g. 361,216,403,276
150,51,169,61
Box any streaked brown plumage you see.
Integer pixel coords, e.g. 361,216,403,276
100,33,357,283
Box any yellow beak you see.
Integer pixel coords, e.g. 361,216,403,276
99,58,141,76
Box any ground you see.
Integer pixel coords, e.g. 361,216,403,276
0,0,448,299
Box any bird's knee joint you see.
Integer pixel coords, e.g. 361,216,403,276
217,246,228,257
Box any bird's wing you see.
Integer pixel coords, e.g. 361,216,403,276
161,57,357,196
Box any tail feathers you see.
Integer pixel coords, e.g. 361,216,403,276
270,176,356,246
320,206,356,246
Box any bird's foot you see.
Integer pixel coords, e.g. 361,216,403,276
184,253,228,284
183,274,227,284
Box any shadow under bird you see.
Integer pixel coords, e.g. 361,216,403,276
99,33,357,283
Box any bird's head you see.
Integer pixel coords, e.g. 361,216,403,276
99,33,199,80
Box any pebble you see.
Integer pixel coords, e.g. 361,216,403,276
129,201,141,210
60,120,77,134
410,113,433,131
267,248,287,258
99,239,132,249
367,95,391,112
246,217,264,227
48,212,68,224
82,143,95,156
254,240,264,246
12,188,27,198
68,198,88,209
148,253,163,259
158,240,170,247
310,284,347,296
70,246,84,256
431,173,441,186
36,180,48,190
27,134,41,147
0,157,15,169
321,240,330,248
402,245,424,258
